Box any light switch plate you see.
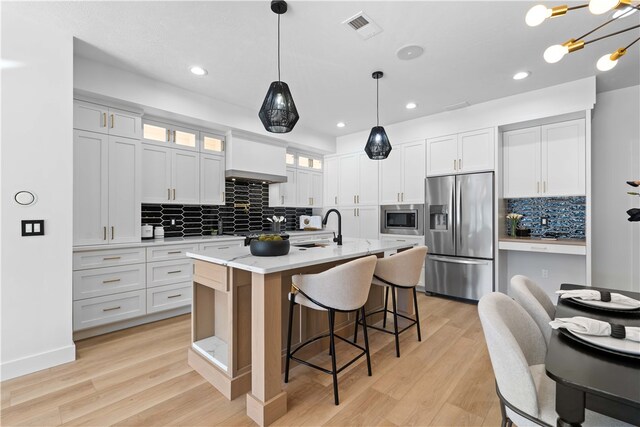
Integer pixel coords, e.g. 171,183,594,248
22,220,44,236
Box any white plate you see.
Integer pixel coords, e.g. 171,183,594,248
567,329,640,356
570,297,640,311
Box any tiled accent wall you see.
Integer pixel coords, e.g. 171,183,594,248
505,196,586,239
142,181,312,238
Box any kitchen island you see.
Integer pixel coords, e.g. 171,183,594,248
186,237,416,426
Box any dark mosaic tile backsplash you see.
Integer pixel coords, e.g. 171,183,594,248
142,181,312,238
505,197,586,239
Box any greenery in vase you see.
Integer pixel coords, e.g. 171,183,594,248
506,213,523,237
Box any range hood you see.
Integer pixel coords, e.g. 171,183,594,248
225,131,287,183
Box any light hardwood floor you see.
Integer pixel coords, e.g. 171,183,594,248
1,294,503,426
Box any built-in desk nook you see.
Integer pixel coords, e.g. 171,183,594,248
186,238,415,426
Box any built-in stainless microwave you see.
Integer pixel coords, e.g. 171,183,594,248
380,204,424,235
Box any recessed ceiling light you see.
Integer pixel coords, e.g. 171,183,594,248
190,66,208,76
513,71,531,80
405,102,417,110
336,122,346,128
396,45,424,60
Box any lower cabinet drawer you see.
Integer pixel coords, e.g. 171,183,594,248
73,247,146,270
147,282,192,313
147,259,193,288
73,264,145,300
73,290,146,331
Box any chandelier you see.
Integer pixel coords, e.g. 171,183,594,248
526,0,640,71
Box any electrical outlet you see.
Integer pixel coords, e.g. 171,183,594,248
542,269,549,279
540,216,549,226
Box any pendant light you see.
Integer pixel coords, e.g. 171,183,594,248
258,0,299,133
364,71,392,160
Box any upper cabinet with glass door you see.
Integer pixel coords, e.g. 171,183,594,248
201,132,225,155
142,119,199,152
297,153,322,170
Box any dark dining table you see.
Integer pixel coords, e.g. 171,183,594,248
545,283,640,427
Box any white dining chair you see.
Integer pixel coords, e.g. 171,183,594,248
284,255,377,405
510,275,556,344
478,292,632,427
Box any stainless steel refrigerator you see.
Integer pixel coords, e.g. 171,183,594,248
424,172,494,301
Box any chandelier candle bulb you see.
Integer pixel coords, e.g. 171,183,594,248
589,0,631,15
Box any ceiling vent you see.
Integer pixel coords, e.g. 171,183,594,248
343,12,383,40
444,101,470,111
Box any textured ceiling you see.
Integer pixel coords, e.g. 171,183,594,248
8,1,640,139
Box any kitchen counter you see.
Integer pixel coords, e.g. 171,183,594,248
186,237,413,274
499,236,586,255
186,237,415,425
73,230,335,252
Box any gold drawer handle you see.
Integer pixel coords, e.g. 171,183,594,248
103,306,121,312
167,294,182,299
217,246,229,250
103,256,121,261
102,279,121,284
167,251,182,254
167,270,182,274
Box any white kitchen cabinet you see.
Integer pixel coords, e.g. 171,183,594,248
172,150,200,204
141,143,200,205
200,153,225,205
503,119,585,198
324,156,339,207
503,127,541,198
296,169,323,207
426,128,494,177
269,167,297,207
74,130,108,246
380,141,425,204
73,130,140,246
108,136,141,244
74,100,141,139
147,282,193,314
541,120,586,197
73,290,146,331
336,153,379,206
340,206,378,240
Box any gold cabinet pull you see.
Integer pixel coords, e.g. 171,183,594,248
222,192,225,202
167,251,182,254
111,226,114,240
537,182,540,193
110,114,114,128
103,256,121,260
103,226,107,240
354,209,356,217
543,181,547,193
216,246,229,250
353,195,356,204
168,188,171,200
167,270,182,274
172,189,176,200
102,112,107,127
102,306,121,312
167,294,182,299
453,159,457,170
102,279,121,284
281,195,284,205
173,130,177,143
166,129,171,142
334,196,337,205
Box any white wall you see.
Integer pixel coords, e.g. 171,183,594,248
74,57,335,155
336,77,596,153
1,7,76,380
591,85,640,291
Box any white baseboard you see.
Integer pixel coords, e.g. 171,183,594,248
0,343,76,381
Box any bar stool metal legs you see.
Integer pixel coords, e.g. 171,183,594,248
284,295,373,406
354,284,422,358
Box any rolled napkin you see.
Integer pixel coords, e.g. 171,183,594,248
550,317,640,342
556,289,640,309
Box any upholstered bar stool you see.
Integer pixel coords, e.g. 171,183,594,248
284,255,378,405
354,246,428,357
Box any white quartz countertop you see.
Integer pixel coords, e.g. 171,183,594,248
73,230,335,252
186,237,416,274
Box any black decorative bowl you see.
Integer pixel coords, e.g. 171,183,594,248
249,239,290,257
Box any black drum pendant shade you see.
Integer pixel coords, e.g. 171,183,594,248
259,81,299,133
365,71,391,160
259,1,299,134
